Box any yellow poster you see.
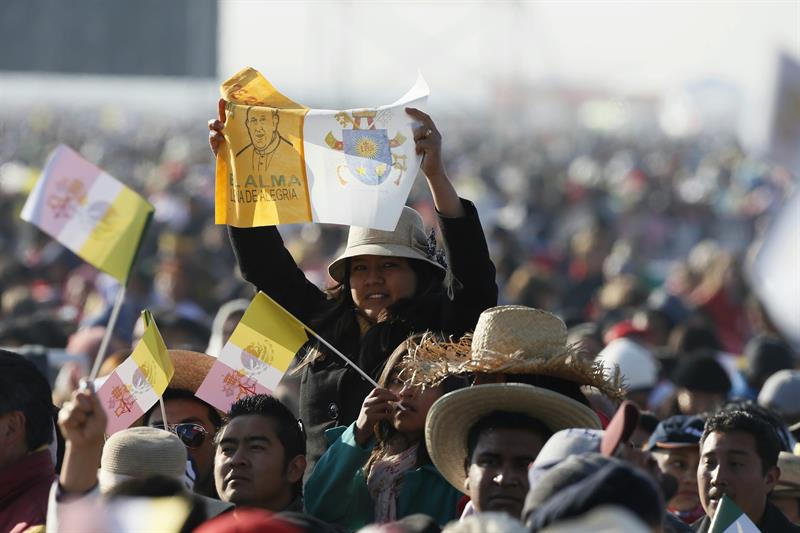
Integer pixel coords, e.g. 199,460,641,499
216,68,312,226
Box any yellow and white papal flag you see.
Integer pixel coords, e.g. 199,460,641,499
215,67,429,231
21,145,154,283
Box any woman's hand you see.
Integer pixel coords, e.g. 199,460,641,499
208,98,226,157
354,387,399,447
405,107,465,217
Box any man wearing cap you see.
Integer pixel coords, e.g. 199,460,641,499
0,350,57,533
144,350,223,498
647,415,706,525
418,306,621,520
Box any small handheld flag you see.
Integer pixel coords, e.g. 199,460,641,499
21,144,154,283
196,292,308,413
97,311,174,434
709,494,761,533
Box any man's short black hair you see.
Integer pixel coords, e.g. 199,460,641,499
222,395,306,499
466,410,553,464
0,349,53,451
223,394,306,460
701,408,781,474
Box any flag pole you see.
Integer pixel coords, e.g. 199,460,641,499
260,292,379,388
88,285,127,381
159,397,169,428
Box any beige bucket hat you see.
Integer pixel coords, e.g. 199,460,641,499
403,305,624,400
99,426,233,515
327,206,446,283
776,451,800,497
425,382,603,494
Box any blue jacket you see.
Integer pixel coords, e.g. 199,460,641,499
304,423,462,532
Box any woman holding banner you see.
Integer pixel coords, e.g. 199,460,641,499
209,105,497,469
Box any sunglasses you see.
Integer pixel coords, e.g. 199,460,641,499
152,422,208,449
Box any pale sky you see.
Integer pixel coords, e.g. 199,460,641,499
218,0,800,108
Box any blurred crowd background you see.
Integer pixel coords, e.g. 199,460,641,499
0,0,798,417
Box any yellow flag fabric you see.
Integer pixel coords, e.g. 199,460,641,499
216,68,312,227
130,310,174,396
20,145,154,282
195,291,309,413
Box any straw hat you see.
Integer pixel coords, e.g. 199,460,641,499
167,349,216,394
776,451,800,497
403,306,624,400
425,382,602,494
328,206,445,282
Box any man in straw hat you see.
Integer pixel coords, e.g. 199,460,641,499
417,305,623,520
144,350,223,498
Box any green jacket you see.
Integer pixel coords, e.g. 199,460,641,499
304,423,462,532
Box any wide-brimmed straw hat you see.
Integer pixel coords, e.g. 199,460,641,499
403,306,624,400
167,349,216,394
327,206,445,283
425,382,602,494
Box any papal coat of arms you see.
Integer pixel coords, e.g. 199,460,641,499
325,110,408,186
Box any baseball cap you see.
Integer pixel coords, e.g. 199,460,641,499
646,414,705,451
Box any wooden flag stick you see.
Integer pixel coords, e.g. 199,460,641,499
88,285,127,382
159,397,169,429
260,292,379,388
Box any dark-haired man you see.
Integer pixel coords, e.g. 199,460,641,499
145,350,223,498
0,349,57,533
693,408,800,532
464,411,551,518
214,394,306,512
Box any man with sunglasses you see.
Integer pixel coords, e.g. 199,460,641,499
145,351,223,498
214,394,307,512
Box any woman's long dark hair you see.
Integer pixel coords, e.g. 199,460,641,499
363,333,466,478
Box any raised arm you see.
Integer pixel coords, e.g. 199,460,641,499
210,99,326,320
406,107,465,219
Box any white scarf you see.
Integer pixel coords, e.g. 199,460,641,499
366,443,419,523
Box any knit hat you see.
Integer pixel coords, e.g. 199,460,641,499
98,426,187,493
596,338,657,392
743,336,794,389
671,354,731,394
524,457,664,531
328,206,445,282
757,370,800,424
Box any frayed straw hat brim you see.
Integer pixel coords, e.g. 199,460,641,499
402,334,626,401
425,383,602,494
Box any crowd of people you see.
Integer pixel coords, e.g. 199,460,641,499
0,97,798,532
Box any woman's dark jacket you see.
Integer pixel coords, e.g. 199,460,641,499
228,198,497,469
